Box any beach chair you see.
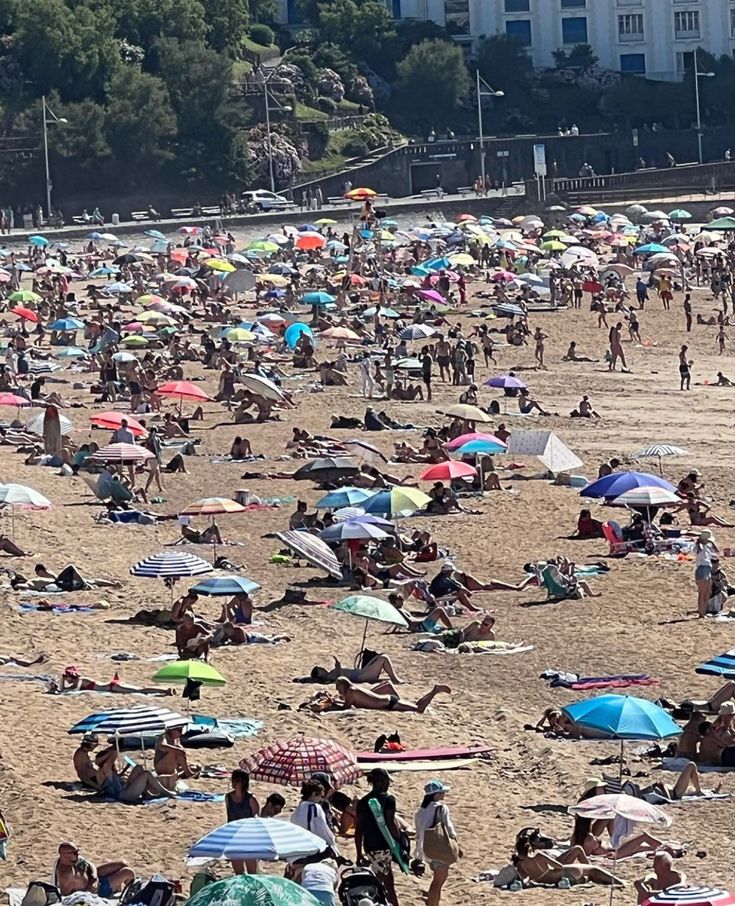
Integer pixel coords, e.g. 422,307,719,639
602,521,640,556
538,564,579,601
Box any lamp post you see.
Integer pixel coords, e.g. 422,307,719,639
693,51,715,165
42,96,67,221
263,47,295,193
476,70,504,191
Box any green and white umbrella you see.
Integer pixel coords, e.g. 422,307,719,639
331,594,408,651
187,874,322,906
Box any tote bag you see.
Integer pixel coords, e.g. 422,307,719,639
422,805,459,865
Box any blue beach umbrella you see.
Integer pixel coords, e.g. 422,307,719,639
190,575,261,596
634,243,669,255
315,487,372,510
29,235,49,246
144,229,166,241
56,347,88,358
284,322,313,349
50,318,84,331
563,694,681,740
188,818,325,862
302,291,335,306
456,438,506,455
580,471,675,500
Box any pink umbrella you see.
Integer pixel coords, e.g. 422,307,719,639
0,393,32,408
490,271,516,282
419,461,477,481
445,432,507,451
90,442,154,463
418,289,446,304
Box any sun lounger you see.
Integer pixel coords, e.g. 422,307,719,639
602,521,641,556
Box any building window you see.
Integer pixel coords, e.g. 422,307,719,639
504,0,529,11
617,0,642,5
561,16,587,44
731,7,735,38
618,12,643,39
620,52,646,73
674,10,700,38
676,50,694,74
561,0,585,7
506,18,531,45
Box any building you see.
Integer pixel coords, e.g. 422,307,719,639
274,0,735,82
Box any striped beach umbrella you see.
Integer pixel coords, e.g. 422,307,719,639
180,498,247,516
90,442,153,464
275,531,342,579
188,818,325,862
636,444,689,476
643,887,735,906
241,735,360,788
568,792,671,828
0,484,51,509
696,647,735,678
130,550,213,578
69,706,187,736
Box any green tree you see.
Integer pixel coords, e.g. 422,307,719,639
104,67,176,175
316,0,395,71
110,0,208,52
228,130,256,185
477,34,532,94
207,0,249,53
552,43,598,70
394,38,469,131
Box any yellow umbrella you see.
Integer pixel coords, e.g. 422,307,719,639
120,335,149,347
261,274,289,286
136,294,166,306
449,253,476,266
138,311,176,326
224,328,256,342
314,218,337,226
204,258,236,273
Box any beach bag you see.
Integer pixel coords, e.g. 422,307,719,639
422,806,459,866
21,883,60,906
190,870,218,897
120,875,175,906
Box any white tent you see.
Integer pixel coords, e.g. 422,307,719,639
506,430,582,474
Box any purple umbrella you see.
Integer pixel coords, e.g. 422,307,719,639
485,374,527,389
418,289,446,304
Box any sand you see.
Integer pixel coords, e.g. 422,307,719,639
1,250,734,906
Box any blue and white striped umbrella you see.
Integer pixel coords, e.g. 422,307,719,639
188,818,325,862
130,550,213,578
320,521,389,542
636,444,688,459
190,575,261,596
69,706,187,736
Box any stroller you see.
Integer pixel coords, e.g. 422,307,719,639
337,866,387,906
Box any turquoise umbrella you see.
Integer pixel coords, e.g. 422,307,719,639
331,594,408,652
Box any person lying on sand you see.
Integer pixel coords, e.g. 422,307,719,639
387,591,455,632
50,666,175,696
54,842,133,898
180,519,223,544
512,828,623,887
211,621,290,646
659,682,735,719
570,814,684,860
0,652,47,666
634,853,686,903
0,535,31,557
154,726,200,783
423,614,498,649
334,678,450,713
563,341,598,363
294,653,404,684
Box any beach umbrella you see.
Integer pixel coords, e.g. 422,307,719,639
275,531,342,579
10,306,38,322
332,594,408,650
418,289,446,304
181,497,246,516
111,352,137,364
152,660,226,687
49,318,84,331
345,187,377,200
456,438,506,456
400,324,436,340
0,393,31,408
446,432,507,452
696,647,735,678
239,372,285,402
89,412,147,436
342,438,389,465
484,374,527,390
187,873,321,906
28,235,48,246
295,234,326,251
419,461,476,481
707,217,735,230
25,411,74,437
8,291,41,305
203,258,235,273
284,323,314,350
320,326,360,341
130,550,213,579
315,487,373,509
120,336,149,348
143,229,166,241
668,209,692,220
320,521,389,543
580,471,675,500
55,347,88,360
636,443,688,475
562,694,681,740
612,487,681,518
0,483,51,509
69,706,187,736
242,735,360,788
437,403,492,424
568,793,671,829
362,487,430,517
643,887,735,906
190,575,261,596
188,818,325,863
302,291,335,306
156,380,211,413
293,457,359,482
90,443,153,464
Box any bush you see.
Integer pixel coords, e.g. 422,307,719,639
249,24,275,47
307,121,330,158
316,96,337,114
342,136,368,157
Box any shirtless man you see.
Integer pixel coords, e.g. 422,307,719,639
54,842,133,898
608,322,629,372
698,720,735,767
293,653,404,684
154,726,200,782
73,734,105,789
175,612,212,660
634,853,685,904
426,613,498,649
435,336,452,383
563,341,597,363
334,678,450,713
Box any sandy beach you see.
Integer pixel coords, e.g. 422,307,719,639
1,218,734,906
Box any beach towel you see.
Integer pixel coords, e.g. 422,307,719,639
215,717,263,739
19,603,95,614
357,744,492,762
662,756,735,774
357,757,479,772
0,673,54,684
143,790,225,806
696,647,735,678
540,670,656,690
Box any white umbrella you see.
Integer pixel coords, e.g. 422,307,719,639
25,411,74,436
90,443,153,463
240,372,286,402
130,550,213,578
612,487,681,507
188,818,325,863
0,483,51,539
637,444,688,475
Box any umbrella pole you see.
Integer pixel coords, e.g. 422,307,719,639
360,617,368,657
618,738,624,782
658,455,663,477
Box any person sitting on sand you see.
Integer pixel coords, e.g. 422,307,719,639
567,508,605,539
697,718,735,767
175,612,213,660
52,666,174,696
570,815,684,860
563,341,597,363
424,613,498,649
426,482,464,515
218,592,254,625
517,388,549,416
387,591,455,633
634,853,686,903
685,494,734,528
512,828,623,887
229,436,253,459
154,726,200,783
293,652,404,685
95,744,178,802
54,842,134,898
73,734,106,790
334,677,450,713
180,517,224,544
716,371,734,386
570,394,600,418
428,561,483,612
535,707,578,736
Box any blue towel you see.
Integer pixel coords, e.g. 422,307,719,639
191,715,263,739
143,790,225,806
19,603,95,614
696,647,735,678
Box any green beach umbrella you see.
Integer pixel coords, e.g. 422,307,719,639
152,660,226,686
187,874,321,906
668,209,692,220
8,290,42,304
331,594,408,651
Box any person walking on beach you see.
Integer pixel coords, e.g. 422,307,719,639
679,345,691,391
608,322,628,372
414,780,461,906
534,327,547,370
695,529,718,617
355,769,403,906
359,352,375,399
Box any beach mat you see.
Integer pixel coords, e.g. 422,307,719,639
356,744,492,762
662,756,735,774
696,647,735,678
357,757,479,772
143,790,225,805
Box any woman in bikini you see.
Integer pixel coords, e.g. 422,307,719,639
53,666,174,696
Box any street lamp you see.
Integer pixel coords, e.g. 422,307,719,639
693,50,715,165
476,70,504,192
42,95,67,222
263,47,295,193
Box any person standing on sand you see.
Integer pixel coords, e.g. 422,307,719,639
414,780,461,906
679,345,692,390
533,327,547,370
683,293,693,332
717,324,728,355
608,322,628,372
355,769,403,906
695,529,718,618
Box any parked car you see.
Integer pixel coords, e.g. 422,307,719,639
240,190,290,211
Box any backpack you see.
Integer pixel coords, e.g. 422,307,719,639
120,875,176,906
20,882,61,906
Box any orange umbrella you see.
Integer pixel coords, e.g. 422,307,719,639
295,234,326,251
10,306,38,322
345,187,377,200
